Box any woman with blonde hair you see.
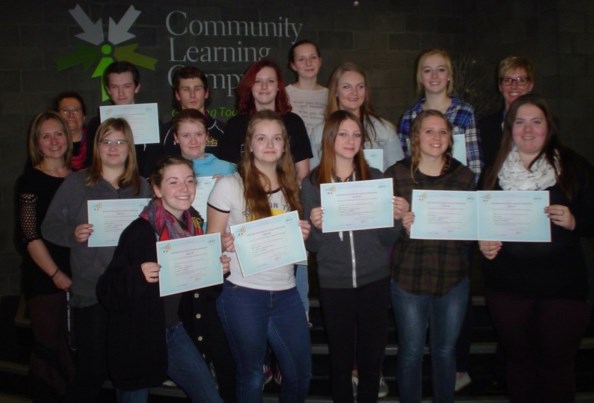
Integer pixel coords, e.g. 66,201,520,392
397,48,482,183
309,62,403,171
16,111,74,401
42,118,152,402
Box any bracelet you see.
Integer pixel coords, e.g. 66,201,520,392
50,268,60,279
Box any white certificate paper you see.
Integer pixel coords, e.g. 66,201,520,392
410,190,478,240
477,191,551,242
410,190,550,242
363,149,383,171
191,176,217,220
230,211,307,277
157,233,223,297
453,134,467,165
100,103,160,144
320,178,394,233
87,198,150,247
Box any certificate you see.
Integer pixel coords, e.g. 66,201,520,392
410,190,478,240
230,211,306,277
363,149,383,171
157,233,223,297
100,103,160,144
87,198,150,247
452,133,467,165
410,190,551,242
320,178,394,233
477,191,550,242
191,176,217,220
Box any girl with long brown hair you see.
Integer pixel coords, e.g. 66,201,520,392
207,110,312,402
302,110,407,402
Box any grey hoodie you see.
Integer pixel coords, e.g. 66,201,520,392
301,168,401,289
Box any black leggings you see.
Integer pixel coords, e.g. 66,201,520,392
319,277,390,403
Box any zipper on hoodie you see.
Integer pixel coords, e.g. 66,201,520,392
334,173,358,288
349,230,357,288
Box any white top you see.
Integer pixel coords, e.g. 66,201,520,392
286,84,328,135
207,173,296,290
309,115,405,171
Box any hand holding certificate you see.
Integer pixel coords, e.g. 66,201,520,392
230,211,307,277
320,178,394,233
157,233,223,297
87,198,150,247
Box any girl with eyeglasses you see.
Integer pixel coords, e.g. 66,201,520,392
42,118,152,402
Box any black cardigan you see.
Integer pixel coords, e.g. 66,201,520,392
96,218,168,389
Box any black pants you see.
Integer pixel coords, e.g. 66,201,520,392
64,303,108,403
319,277,390,403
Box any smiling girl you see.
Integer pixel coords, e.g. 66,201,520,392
302,110,406,402
42,118,152,401
385,110,475,402
208,110,312,402
397,48,482,184
97,156,227,403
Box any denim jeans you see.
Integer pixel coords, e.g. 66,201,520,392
116,322,222,403
116,388,149,403
391,278,469,403
166,322,222,403
295,264,309,316
217,281,311,403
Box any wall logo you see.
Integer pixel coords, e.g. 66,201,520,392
56,4,157,101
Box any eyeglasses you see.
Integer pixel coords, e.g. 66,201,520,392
59,107,83,115
100,139,127,147
500,76,531,86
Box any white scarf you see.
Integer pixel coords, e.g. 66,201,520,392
498,146,557,191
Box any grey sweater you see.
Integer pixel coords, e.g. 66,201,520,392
42,170,152,307
301,168,401,289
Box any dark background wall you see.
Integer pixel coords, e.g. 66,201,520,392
1,0,592,294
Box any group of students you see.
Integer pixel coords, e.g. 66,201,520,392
15,39,594,403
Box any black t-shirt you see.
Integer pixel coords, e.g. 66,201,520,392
218,112,313,164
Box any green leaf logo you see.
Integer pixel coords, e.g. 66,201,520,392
56,4,157,101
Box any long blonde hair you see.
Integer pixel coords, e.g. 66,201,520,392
87,118,142,194
239,110,302,219
326,62,382,142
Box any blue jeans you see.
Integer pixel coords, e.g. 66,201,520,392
117,388,149,403
295,264,309,316
217,281,311,403
117,322,221,403
391,278,469,403
166,322,222,403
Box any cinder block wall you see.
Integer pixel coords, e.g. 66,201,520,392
1,0,592,295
